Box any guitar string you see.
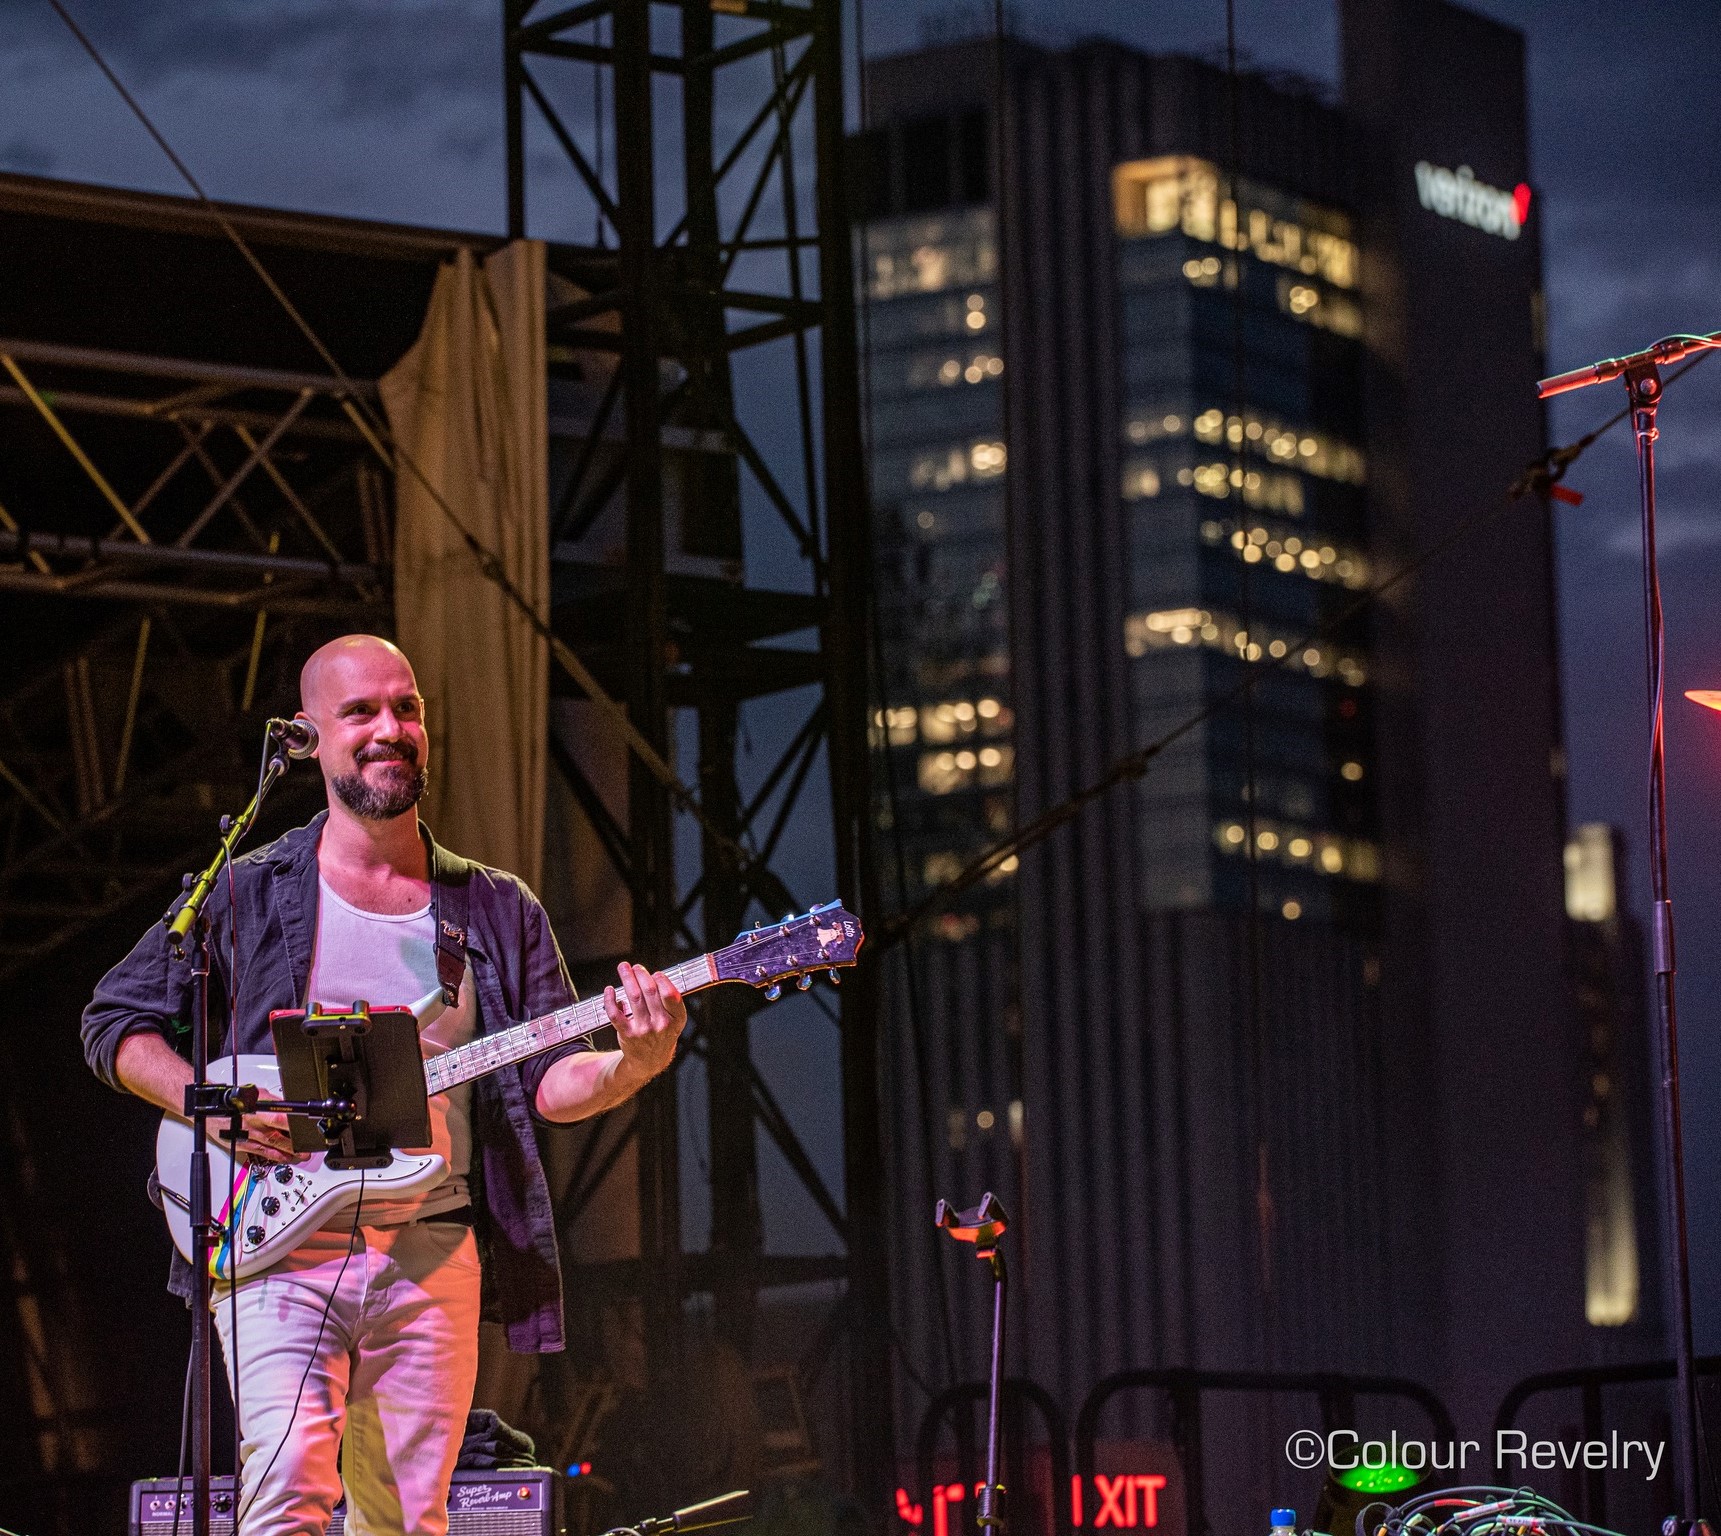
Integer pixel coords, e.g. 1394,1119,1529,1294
426,954,716,1094
422,928,845,1096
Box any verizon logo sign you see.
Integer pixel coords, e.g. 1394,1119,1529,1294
1414,162,1531,240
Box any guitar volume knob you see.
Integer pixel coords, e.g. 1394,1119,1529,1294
245,1226,266,1246
260,1196,281,1216
274,1166,294,1184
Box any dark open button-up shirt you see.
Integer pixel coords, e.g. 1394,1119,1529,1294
81,811,586,1354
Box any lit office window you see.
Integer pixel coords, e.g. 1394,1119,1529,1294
1213,819,1382,883
1122,462,1162,500
1123,606,1368,685
917,745,1016,795
907,438,1008,491
1276,276,1363,337
1176,461,1305,516
1112,156,1359,289
1189,408,1366,485
1201,520,1370,590
1564,822,1617,923
862,207,998,300
869,706,920,747
924,850,965,885
906,350,1006,389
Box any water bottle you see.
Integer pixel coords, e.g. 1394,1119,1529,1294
1271,1508,1297,1536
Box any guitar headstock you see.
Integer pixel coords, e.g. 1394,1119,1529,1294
714,902,865,999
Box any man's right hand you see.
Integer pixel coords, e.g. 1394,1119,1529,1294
226,1108,305,1164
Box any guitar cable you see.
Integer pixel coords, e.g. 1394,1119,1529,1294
234,1175,367,1531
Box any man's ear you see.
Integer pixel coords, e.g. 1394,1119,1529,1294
293,710,320,759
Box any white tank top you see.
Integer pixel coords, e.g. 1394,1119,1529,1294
305,877,478,1225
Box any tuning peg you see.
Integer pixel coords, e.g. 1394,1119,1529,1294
796,973,813,991
827,969,841,987
764,984,782,1002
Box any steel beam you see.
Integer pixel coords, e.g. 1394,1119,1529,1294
0,336,378,400
811,0,896,1498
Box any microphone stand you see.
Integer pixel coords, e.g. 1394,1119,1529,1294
163,731,292,1536
1540,335,1721,1529
936,1194,1011,1536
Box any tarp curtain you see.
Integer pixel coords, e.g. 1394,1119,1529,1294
382,240,549,895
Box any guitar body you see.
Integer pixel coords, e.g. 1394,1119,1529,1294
155,1055,446,1283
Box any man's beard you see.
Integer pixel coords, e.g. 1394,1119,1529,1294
331,746,428,821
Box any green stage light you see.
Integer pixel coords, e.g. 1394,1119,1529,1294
1334,1464,1422,1496
1314,1460,1428,1536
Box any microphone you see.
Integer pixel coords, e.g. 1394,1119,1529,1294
267,717,319,760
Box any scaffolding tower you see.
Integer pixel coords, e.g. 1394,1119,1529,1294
512,0,891,1499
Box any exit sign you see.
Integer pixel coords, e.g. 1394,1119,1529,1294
896,1477,1170,1536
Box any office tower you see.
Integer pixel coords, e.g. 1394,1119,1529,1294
856,0,1585,1497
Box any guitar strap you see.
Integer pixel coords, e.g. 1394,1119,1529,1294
429,847,471,1009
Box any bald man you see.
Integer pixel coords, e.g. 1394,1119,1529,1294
83,635,686,1536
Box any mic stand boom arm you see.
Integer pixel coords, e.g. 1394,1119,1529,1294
1537,329,1720,399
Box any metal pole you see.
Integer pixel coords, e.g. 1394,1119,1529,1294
811,0,895,1502
979,1247,1008,1536
504,0,526,237
187,918,213,1536
613,0,682,1385
1626,362,1702,1522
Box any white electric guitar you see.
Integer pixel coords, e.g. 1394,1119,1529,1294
155,902,864,1281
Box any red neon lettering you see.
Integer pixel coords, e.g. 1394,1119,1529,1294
1071,1475,1084,1528
932,1482,964,1536
1094,1475,1130,1528
1134,1477,1166,1529
896,1490,924,1528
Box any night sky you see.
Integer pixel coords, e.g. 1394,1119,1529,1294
5,0,1721,1355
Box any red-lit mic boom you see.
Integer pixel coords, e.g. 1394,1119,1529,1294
1538,330,1721,398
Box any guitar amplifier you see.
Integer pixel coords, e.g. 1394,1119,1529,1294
130,1468,561,1536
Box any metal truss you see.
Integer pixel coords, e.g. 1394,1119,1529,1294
0,336,385,983
505,0,892,1500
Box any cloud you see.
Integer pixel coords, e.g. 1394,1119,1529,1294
2,0,498,126
0,134,56,174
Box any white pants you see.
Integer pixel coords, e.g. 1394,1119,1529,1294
212,1220,482,1536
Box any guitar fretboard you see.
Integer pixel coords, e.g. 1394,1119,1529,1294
422,954,718,1097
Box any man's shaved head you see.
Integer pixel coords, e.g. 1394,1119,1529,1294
300,634,415,715
298,635,429,822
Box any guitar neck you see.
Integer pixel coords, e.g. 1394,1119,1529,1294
423,953,720,1097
